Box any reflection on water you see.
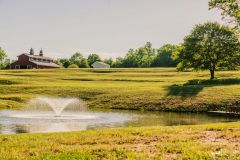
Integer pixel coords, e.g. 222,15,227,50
0,123,88,134
0,110,239,134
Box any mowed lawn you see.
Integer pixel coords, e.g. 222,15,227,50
0,68,240,111
1,122,240,159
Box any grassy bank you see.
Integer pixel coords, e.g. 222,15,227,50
0,68,240,111
0,122,240,159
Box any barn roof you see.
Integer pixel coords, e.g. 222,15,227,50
92,61,110,66
30,60,60,67
20,53,53,60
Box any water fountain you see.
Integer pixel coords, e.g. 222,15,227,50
0,96,132,134
5,96,99,120
25,97,85,116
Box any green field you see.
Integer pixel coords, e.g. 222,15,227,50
1,68,240,159
0,68,240,111
0,122,240,159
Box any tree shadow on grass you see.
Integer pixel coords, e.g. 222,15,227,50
167,78,240,99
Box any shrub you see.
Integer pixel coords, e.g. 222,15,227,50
68,64,79,68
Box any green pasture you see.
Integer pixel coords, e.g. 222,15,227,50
0,68,239,111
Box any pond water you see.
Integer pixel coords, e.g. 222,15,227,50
0,109,239,134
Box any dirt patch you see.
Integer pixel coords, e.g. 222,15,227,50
199,130,240,145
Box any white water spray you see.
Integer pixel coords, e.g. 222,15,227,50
25,97,85,116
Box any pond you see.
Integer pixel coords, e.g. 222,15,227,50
0,109,239,134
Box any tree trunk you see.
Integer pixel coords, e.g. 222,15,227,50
210,69,215,80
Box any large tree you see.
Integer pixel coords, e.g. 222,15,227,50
104,58,114,67
137,42,156,67
175,22,240,80
55,58,71,68
79,58,89,68
87,54,101,67
151,44,177,67
112,57,124,68
118,42,156,68
209,0,240,33
120,49,139,68
0,47,7,69
70,52,83,67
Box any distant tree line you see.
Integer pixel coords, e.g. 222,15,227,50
55,52,104,68
54,42,177,68
113,42,177,68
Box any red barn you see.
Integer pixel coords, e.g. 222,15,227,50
10,49,60,69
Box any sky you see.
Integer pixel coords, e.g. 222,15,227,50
0,0,223,60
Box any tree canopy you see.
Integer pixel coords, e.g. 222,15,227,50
113,42,156,68
104,58,114,67
79,58,89,68
174,22,240,79
69,52,84,67
56,58,71,68
56,52,89,68
209,0,240,33
0,47,8,69
151,44,177,67
87,54,102,67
